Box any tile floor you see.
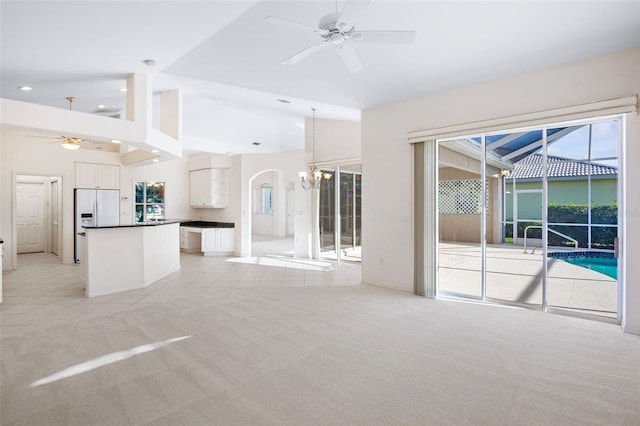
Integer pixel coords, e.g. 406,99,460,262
2,252,639,425
1,252,360,337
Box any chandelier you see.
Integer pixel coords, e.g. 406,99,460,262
299,108,322,190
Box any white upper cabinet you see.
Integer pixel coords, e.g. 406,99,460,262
190,168,228,208
98,165,120,189
75,162,120,189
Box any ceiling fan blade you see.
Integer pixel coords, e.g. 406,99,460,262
27,135,62,140
337,44,363,73
264,16,328,35
282,41,328,65
351,30,416,44
337,0,372,31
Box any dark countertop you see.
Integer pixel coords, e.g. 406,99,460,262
180,220,235,228
83,219,183,230
82,220,235,231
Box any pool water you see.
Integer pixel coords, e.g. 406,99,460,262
549,252,617,280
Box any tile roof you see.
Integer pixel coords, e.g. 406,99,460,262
512,154,617,180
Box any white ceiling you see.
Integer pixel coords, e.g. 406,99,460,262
2,1,639,155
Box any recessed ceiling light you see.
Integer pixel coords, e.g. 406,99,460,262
120,88,127,92
276,99,291,104
151,149,160,153
18,86,32,91
152,159,159,163
143,59,156,66
97,104,105,109
252,142,261,146
111,139,121,144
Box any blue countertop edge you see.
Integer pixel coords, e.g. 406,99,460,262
83,220,235,230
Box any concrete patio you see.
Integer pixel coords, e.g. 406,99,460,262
438,243,617,318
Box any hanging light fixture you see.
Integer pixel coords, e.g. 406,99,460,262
299,108,323,190
60,137,81,150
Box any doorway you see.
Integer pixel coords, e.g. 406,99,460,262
319,164,362,262
14,175,63,265
249,169,295,258
437,117,621,320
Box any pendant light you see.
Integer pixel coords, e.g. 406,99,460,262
299,108,322,190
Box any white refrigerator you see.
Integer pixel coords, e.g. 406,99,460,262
74,189,120,263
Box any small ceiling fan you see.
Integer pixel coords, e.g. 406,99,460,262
28,97,115,150
265,0,416,73
30,134,85,150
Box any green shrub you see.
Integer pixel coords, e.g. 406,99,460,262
508,203,617,249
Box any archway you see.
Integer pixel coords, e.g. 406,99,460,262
248,169,296,258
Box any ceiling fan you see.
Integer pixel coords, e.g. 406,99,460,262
28,97,117,150
30,134,85,150
265,0,416,73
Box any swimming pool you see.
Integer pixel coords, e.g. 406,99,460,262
548,251,617,279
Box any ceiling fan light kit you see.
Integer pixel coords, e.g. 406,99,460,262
61,140,81,150
266,0,416,73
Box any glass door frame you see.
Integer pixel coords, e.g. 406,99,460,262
435,135,487,301
319,166,362,263
435,115,623,321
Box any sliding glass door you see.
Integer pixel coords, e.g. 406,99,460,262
319,170,336,254
545,121,619,318
437,140,483,298
319,165,362,262
485,133,544,307
437,118,621,320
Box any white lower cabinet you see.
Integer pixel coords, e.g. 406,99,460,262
201,228,234,256
180,227,201,252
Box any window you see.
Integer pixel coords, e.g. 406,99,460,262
135,181,165,222
256,184,273,214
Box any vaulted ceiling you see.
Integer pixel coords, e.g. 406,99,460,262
2,1,639,155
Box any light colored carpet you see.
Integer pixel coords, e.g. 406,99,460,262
1,253,639,425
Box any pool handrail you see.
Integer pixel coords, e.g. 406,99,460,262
523,225,578,254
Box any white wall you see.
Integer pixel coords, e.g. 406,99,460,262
1,126,191,272
121,157,191,225
361,47,640,333
306,117,361,163
192,153,308,257
1,126,121,269
193,117,359,260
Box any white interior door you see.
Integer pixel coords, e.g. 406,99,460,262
16,182,45,254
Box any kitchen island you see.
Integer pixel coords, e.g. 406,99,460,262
81,220,180,297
